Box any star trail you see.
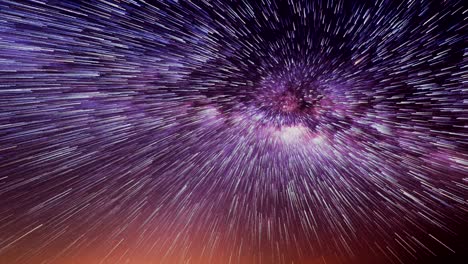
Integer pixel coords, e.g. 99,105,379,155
0,0,467,263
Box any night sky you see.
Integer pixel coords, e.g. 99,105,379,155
0,0,467,263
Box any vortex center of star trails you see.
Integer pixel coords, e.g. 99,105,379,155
247,71,330,130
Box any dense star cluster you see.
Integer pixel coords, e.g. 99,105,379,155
0,0,467,263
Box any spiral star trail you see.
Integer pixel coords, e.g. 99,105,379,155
0,0,467,263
